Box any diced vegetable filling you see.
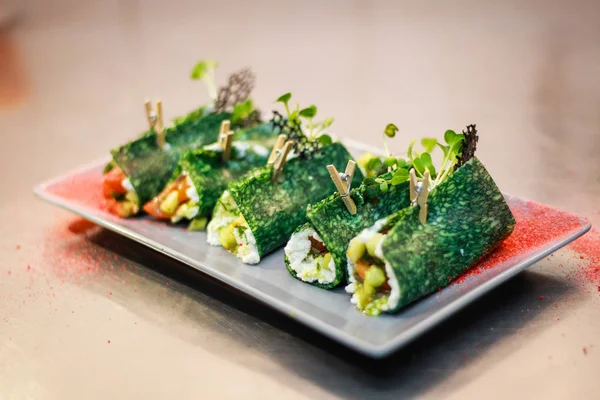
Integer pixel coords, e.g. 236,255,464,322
207,191,260,264
103,166,140,218
143,173,200,224
285,228,335,284
346,231,393,316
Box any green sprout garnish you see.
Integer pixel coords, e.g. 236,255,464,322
359,124,477,194
273,92,333,155
191,60,219,101
231,99,255,125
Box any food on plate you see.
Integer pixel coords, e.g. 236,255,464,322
207,141,362,263
103,61,261,217
142,123,277,228
345,125,516,315
206,93,362,263
284,173,412,289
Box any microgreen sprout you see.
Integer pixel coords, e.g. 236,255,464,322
191,60,219,101
272,92,334,156
231,99,261,128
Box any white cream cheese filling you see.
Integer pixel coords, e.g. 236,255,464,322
207,190,239,246
285,228,335,284
121,177,135,192
206,190,260,264
232,223,260,264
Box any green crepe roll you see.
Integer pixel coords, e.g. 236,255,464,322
346,157,516,316
143,123,278,228
102,105,209,174
103,111,231,217
283,178,412,289
207,142,364,264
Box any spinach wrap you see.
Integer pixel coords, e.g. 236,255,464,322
284,179,411,289
103,111,231,217
142,123,278,228
345,157,515,316
207,142,364,264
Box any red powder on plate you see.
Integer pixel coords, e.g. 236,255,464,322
456,200,584,283
46,168,105,210
567,229,600,286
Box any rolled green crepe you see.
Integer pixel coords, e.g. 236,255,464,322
207,142,364,264
143,123,278,228
284,179,411,289
110,112,231,206
346,157,515,316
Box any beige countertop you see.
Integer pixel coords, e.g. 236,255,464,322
1,1,599,398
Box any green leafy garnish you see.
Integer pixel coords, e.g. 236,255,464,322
276,92,292,116
317,134,333,146
191,60,218,101
299,105,317,118
359,123,478,193
384,123,398,138
231,99,256,125
271,93,334,157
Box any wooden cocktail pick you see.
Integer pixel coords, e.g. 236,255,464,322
145,99,166,149
409,168,430,224
327,160,357,215
271,140,293,183
144,99,157,130
409,168,418,205
266,135,287,167
417,170,430,224
217,120,234,162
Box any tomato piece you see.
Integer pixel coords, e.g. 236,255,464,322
103,168,127,197
355,259,370,281
308,236,328,254
106,198,137,218
143,197,172,219
355,260,391,291
175,175,191,203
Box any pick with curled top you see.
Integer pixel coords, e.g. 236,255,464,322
327,160,357,215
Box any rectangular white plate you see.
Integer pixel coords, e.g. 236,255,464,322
33,141,591,358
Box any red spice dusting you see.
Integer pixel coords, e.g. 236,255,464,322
46,168,106,210
16,245,20,250
108,292,112,296
456,200,586,284
567,229,600,288
539,296,545,301
108,340,111,344
583,347,588,355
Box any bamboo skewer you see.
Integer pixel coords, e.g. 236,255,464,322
222,131,234,162
409,168,430,224
327,160,357,215
145,99,166,149
155,100,166,149
144,99,157,130
271,140,293,183
217,120,234,162
417,170,430,224
266,135,287,167
409,168,418,205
